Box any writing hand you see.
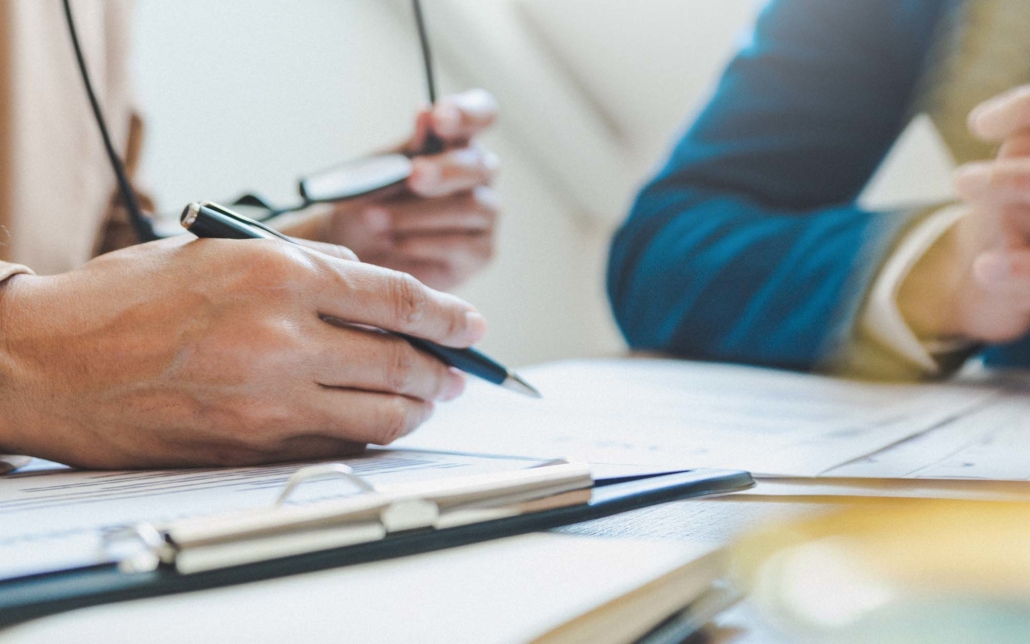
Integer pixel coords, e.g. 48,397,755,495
0,236,486,468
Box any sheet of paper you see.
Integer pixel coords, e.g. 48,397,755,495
399,359,995,477
1,534,718,644
827,376,1030,481
742,478,1030,501
0,449,540,581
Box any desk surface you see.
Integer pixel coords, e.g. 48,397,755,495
558,496,837,643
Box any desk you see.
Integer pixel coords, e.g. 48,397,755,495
559,496,836,643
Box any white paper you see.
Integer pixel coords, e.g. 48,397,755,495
0,449,540,581
743,477,1030,501
400,359,996,477
1,534,717,644
827,373,1030,481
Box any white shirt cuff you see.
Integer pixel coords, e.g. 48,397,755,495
860,205,970,375
0,456,32,475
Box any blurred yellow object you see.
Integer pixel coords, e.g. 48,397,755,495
730,500,1030,643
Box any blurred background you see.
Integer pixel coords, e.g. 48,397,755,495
132,0,957,367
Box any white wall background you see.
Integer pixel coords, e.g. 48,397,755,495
133,0,955,367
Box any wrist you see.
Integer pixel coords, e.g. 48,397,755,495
0,273,42,455
896,209,973,341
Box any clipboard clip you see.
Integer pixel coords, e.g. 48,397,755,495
274,463,375,506
102,460,594,576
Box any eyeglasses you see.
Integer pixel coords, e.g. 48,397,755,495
65,0,442,237
228,0,444,221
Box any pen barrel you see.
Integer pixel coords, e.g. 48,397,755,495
399,334,508,385
181,203,284,242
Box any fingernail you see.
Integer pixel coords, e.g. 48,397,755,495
363,207,391,232
410,159,441,195
464,311,488,342
969,93,1007,132
968,103,991,135
442,370,467,402
433,103,461,136
974,254,1010,284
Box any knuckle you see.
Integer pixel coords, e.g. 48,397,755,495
383,340,417,393
375,399,418,444
445,305,464,340
242,241,319,286
389,273,429,329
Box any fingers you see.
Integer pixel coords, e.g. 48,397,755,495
384,188,499,235
969,86,1030,142
409,145,500,198
392,233,493,266
954,159,1030,204
972,249,1030,303
307,388,436,445
430,89,499,144
999,131,1030,160
304,254,487,347
313,319,466,402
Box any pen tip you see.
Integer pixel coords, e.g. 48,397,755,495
503,372,542,398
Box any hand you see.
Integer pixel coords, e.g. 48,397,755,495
327,89,500,291
898,86,1030,343
0,236,487,469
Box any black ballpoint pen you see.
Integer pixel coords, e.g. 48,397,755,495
180,201,541,398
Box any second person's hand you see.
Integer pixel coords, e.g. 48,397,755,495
327,89,501,291
899,86,1030,343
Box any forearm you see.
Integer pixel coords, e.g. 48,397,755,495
608,187,916,372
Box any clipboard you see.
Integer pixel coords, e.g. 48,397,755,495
0,462,753,627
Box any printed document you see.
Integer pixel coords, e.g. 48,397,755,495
399,359,995,477
828,384,1030,481
0,449,540,581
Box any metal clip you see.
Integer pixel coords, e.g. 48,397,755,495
274,463,376,507
102,523,167,573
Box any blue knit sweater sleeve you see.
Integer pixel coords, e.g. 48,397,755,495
607,0,946,371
